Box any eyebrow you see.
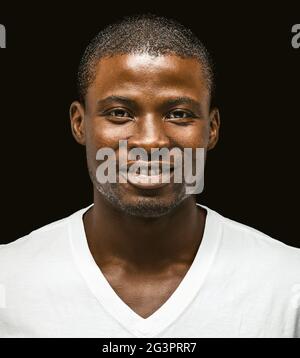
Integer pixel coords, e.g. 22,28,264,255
163,97,202,111
96,96,137,110
96,95,203,114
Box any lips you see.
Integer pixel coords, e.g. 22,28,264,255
120,161,174,173
119,161,175,189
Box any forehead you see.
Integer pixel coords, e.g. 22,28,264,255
86,53,209,104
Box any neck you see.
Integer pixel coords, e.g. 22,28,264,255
83,190,207,272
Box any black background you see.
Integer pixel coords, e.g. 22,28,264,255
0,2,299,247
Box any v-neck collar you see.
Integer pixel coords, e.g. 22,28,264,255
68,202,222,337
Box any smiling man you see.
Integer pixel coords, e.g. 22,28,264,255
0,14,299,338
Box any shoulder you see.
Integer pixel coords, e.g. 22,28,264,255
0,206,90,280
0,215,68,256
204,205,300,284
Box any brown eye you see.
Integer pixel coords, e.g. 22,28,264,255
167,110,193,119
108,109,132,118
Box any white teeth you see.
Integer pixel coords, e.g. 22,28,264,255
150,166,160,176
141,166,148,176
126,163,171,177
133,165,161,176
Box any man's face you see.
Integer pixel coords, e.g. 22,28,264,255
70,53,220,217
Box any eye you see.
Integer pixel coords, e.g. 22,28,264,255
165,110,196,125
166,110,193,119
103,108,134,124
107,108,133,118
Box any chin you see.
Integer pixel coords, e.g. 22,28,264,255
115,193,187,218
96,182,188,218
118,197,184,218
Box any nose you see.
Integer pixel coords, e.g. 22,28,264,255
128,115,170,152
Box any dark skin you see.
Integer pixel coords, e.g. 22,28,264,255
70,54,220,318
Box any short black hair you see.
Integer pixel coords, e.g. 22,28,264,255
77,14,216,107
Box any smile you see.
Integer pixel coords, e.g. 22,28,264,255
119,161,175,190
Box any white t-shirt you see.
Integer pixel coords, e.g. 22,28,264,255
0,203,299,338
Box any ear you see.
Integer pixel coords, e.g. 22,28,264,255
70,101,86,145
207,107,220,150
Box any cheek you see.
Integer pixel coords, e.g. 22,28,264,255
167,121,210,148
84,118,118,171
86,117,125,151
